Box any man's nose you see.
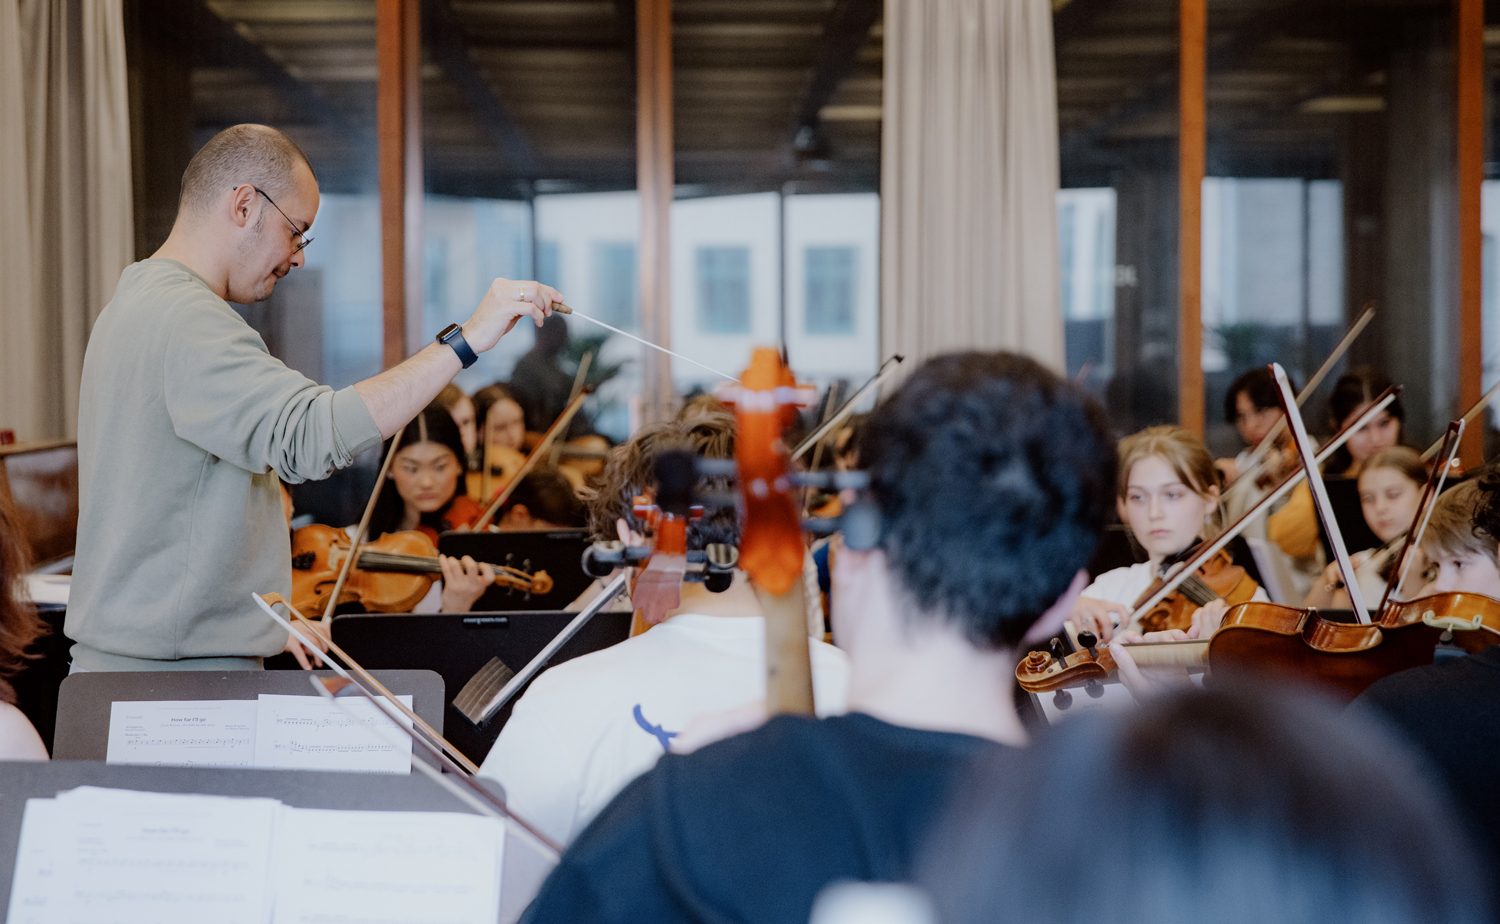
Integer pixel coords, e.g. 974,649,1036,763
290,249,304,270
1434,571,1457,593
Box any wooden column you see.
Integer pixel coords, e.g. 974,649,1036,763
378,0,423,370
1456,0,1484,468
638,0,675,422
1178,0,1206,435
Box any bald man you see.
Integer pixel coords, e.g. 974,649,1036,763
68,124,560,671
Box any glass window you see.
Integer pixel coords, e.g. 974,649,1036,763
536,240,561,291
696,246,751,334
1057,188,1116,394
804,246,857,335
592,242,638,329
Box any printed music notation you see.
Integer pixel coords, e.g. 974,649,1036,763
6,788,505,924
253,693,413,774
104,694,415,774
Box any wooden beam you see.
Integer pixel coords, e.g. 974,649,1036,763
637,0,674,421
1456,0,1484,468
378,0,423,370
1178,0,1205,435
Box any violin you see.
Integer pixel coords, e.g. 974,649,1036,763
289,524,552,614
1135,547,1260,634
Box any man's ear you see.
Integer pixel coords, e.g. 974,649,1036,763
229,184,257,229
1019,570,1089,648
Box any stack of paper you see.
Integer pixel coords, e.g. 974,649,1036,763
105,694,414,774
7,787,505,924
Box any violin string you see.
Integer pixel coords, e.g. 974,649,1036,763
564,309,742,384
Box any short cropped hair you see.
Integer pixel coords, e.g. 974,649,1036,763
1423,479,1498,564
586,409,738,550
859,352,1116,649
502,468,586,528
921,687,1487,924
179,124,314,217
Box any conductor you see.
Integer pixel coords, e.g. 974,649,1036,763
67,124,560,671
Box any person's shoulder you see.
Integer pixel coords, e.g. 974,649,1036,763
661,713,997,792
1084,561,1150,598
1360,649,1500,711
0,702,47,761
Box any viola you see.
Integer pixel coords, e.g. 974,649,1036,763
1135,547,1260,634
290,524,551,614
718,348,819,716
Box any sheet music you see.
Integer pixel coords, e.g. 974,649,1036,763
272,806,504,924
5,799,59,924
105,699,258,768
253,693,413,774
15,787,279,924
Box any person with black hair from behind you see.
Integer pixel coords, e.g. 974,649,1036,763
908,687,1488,924
518,351,1117,924
1353,468,1500,893
478,409,849,850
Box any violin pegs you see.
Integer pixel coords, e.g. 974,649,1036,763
1049,637,1068,666
1052,689,1073,711
1077,630,1098,658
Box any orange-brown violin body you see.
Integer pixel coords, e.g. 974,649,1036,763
1136,549,1260,634
291,525,435,614
1206,596,1489,701
290,524,552,614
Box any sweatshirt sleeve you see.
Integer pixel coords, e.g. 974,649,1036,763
162,299,382,482
1267,482,1320,561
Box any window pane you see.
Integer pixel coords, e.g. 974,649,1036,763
592,242,639,329
696,246,751,334
804,246,856,335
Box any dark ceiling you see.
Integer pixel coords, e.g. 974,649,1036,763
130,0,1500,202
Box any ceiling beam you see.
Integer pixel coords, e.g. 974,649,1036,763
1061,6,1308,155
424,0,540,176
190,1,360,138
788,0,881,150
1053,0,1117,47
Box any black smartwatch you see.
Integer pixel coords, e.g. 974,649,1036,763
437,323,478,369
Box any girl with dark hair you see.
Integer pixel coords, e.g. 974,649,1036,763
362,407,493,612
1303,446,1429,610
1268,367,1405,563
0,498,49,759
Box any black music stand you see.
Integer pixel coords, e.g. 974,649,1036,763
52,669,445,768
0,760,553,924
438,529,593,611
330,609,632,765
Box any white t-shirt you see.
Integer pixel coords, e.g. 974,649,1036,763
1080,561,1268,634
478,613,850,846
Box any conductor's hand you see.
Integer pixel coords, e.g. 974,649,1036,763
464,278,563,353
440,554,495,613
284,626,327,671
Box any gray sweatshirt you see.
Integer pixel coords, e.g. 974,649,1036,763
68,259,383,670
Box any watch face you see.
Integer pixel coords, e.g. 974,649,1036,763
439,324,461,342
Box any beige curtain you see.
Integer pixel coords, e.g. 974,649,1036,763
881,0,1063,372
0,0,133,440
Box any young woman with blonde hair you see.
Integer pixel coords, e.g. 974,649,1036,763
1072,425,1266,643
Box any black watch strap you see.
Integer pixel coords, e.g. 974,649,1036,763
437,323,478,369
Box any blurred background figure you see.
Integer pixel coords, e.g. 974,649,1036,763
916,686,1489,924
511,315,594,439
431,383,478,467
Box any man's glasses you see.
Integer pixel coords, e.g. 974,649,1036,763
239,185,313,254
